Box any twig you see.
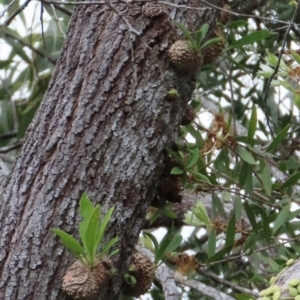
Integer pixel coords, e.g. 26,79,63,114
0,0,18,18
3,32,57,64
0,0,32,27
175,272,235,300
0,131,17,140
197,267,259,298
0,140,23,153
199,0,295,26
52,3,73,16
105,0,139,35
262,1,300,138
50,3,66,38
205,236,300,266
0,154,15,164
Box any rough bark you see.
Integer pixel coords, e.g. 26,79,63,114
0,1,224,299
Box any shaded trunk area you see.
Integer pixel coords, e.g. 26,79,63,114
0,1,223,299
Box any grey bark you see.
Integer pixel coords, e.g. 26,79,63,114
0,1,224,299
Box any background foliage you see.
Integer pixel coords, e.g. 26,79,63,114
0,0,300,299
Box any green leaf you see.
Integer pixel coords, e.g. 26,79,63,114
95,207,115,255
170,167,183,175
185,124,204,146
237,146,256,165
261,162,272,197
109,249,119,258
156,231,182,263
195,23,209,48
239,162,251,188
226,20,247,29
261,211,271,243
207,229,216,257
212,194,227,219
272,204,290,234
99,237,118,258
189,170,211,184
282,171,300,189
226,30,271,51
205,246,232,264
185,147,199,169
266,124,290,152
163,233,182,254
168,89,179,97
143,231,159,253
225,212,236,249
248,106,257,145
193,201,212,225
235,197,243,220
200,37,221,51
85,206,101,263
79,193,96,253
52,229,85,260
161,206,178,219
174,21,194,44
291,50,300,65
244,201,258,233
243,233,258,255
149,209,160,225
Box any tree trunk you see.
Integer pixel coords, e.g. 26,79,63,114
0,1,223,299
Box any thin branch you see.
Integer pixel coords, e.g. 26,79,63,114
52,3,73,16
175,272,235,300
197,267,259,298
3,32,57,64
50,3,66,38
262,1,300,138
205,236,300,267
199,0,295,25
0,0,32,27
0,131,17,140
0,154,15,164
0,0,18,18
0,140,23,153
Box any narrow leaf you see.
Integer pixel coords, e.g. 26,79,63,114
170,167,183,175
80,192,95,219
99,237,118,258
52,229,85,260
200,37,222,51
261,211,271,243
79,193,95,252
185,148,199,169
226,30,271,51
95,207,114,253
237,146,256,165
109,249,119,257
243,233,258,254
291,50,300,65
282,171,300,189
244,201,258,233
156,231,182,263
85,206,101,262
174,21,194,43
261,163,272,197
225,212,236,249
207,229,216,257
272,204,290,234
185,124,204,146
205,246,232,264
248,106,257,145
143,231,159,253
266,124,290,152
